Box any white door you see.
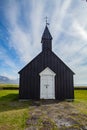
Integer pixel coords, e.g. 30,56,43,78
39,67,56,99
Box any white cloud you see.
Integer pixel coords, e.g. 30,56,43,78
30,0,45,48
4,0,45,63
0,47,16,69
51,0,72,43
9,26,32,63
4,0,33,63
0,46,19,79
73,21,87,41
1,0,87,84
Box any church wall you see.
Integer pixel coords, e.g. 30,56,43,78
19,49,74,100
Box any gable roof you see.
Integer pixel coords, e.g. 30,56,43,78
39,67,56,76
51,50,75,74
18,49,74,74
18,51,42,74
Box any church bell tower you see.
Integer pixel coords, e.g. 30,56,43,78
41,25,52,51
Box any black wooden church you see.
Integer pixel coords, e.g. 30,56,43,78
18,25,74,100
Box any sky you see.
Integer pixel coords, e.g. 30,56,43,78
0,0,87,85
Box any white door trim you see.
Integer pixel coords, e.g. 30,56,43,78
39,67,56,99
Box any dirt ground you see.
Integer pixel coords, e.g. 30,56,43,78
25,100,87,130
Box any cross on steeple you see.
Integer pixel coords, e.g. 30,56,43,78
45,16,49,26
41,20,52,51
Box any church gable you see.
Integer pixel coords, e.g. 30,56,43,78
18,52,42,74
39,67,56,76
19,48,74,76
19,24,74,100
50,50,74,74
19,25,74,75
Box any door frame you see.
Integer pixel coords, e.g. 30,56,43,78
39,67,56,99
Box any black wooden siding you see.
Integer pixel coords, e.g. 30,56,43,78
19,49,74,100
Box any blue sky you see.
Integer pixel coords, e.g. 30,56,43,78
0,0,87,85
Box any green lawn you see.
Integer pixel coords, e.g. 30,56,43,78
0,84,19,89
0,89,87,130
74,90,87,114
75,90,87,100
0,90,30,130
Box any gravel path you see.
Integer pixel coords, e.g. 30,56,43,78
25,101,87,130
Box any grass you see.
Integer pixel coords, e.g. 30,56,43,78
0,84,19,89
0,85,87,129
75,90,87,101
0,90,30,130
74,90,87,114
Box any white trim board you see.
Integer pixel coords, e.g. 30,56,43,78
39,67,56,99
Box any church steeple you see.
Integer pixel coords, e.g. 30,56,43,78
41,25,52,51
